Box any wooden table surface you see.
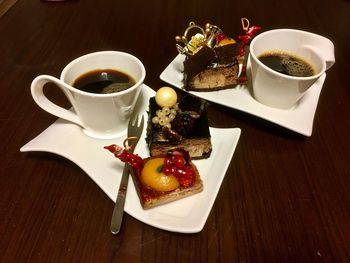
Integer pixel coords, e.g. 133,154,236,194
1,0,349,262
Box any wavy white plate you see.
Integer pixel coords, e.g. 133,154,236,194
160,54,326,136
20,84,241,233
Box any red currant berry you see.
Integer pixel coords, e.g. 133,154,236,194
165,156,173,166
217,33,225,42
163,165,172,175
173,156,186,168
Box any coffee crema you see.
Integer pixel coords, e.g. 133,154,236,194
258,51,315,77
73,69,136,94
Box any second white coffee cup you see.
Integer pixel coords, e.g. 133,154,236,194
249,29,335,109
31,51,146,139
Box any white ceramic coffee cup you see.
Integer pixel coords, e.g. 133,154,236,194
249,29,335,109
31,51,146,139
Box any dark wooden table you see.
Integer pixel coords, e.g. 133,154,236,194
1,0,349,262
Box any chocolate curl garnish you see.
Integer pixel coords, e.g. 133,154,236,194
238,18,261,56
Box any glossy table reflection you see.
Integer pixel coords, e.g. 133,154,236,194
0,0,349,262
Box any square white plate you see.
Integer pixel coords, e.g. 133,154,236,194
20,84,241,233
160,54,326,136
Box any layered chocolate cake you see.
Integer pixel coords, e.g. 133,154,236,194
175,19,260,91
183,44,240,91
146,87,212,159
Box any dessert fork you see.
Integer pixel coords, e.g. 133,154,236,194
110,114,144,235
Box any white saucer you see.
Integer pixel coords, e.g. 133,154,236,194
20,84,241,233
160,54,326,136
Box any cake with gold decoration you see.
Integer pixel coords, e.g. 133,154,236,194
175,19,260,91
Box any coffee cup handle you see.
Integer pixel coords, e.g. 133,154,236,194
31,75,84,127
302,35,335,70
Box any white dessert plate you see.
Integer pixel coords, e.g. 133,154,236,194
160,54,326,136
20,84,241,233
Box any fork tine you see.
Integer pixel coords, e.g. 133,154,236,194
134,114,139,126
129,114,137,128
139,115,144,128
128,114,144,137
133,114,144,127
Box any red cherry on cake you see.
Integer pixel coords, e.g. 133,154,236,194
216,33,225,42
173,155,186,168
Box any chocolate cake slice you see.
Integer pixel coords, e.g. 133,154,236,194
146,94,212,159
175,20,260,91
184,44,240,91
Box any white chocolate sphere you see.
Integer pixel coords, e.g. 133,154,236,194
155,87,178,107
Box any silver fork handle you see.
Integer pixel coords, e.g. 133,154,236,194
110,164,130,234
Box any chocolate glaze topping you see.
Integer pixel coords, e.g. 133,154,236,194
146,95,211,145
183,43,240,84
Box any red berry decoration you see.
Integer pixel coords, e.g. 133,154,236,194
105,142,196,189
163,166,173,175
216,33,225,43
104,139,144,171
162,149,196,188
174,155,186,168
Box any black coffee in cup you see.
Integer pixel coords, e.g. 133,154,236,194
73,69,136,94
258,51,315,77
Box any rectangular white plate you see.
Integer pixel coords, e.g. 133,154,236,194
160,54,326,136
21,84,241,233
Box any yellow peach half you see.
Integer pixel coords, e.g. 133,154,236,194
141,158,179,192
